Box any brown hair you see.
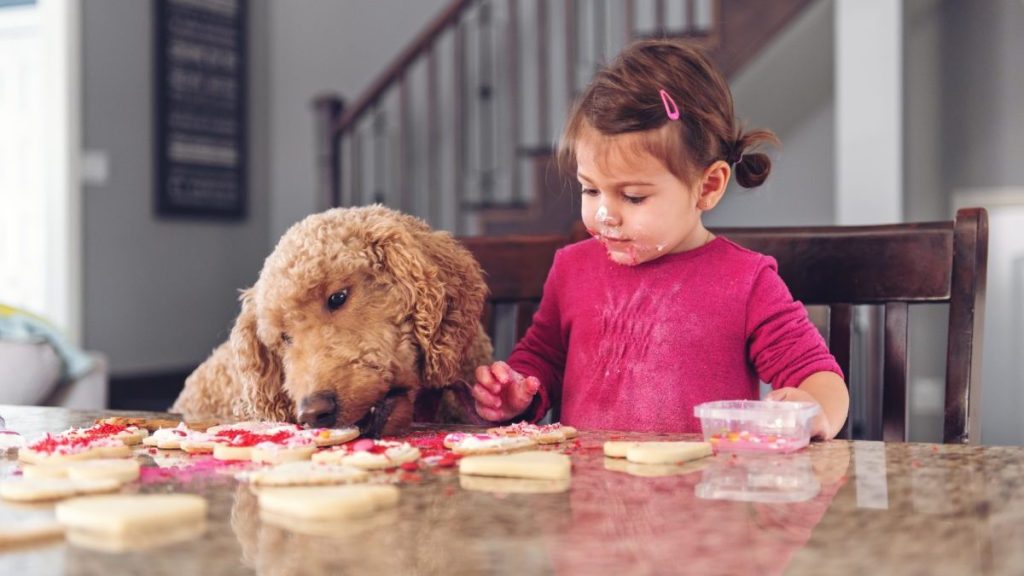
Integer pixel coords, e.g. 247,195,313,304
558,40,778,188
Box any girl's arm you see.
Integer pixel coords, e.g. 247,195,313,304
766,371,849,440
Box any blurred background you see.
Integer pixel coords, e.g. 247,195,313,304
0,0,1021,445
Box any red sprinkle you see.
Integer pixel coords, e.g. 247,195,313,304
85,423,128,436
222,430,296,447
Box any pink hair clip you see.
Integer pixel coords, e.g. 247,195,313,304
659,89,680,121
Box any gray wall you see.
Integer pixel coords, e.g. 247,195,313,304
81,0,270,374
940,0,1024,445
706,0,835,228
265,0,446,240
80,0,444,375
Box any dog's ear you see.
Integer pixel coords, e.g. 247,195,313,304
230,288,294,420
376,226,489,388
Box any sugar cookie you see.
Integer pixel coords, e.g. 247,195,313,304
602,441,645,458
179,432,218,454
19,435,131,465
95,416,183,432
250,443,317,464
142,424,194,449
311,439,420,469
72,423,148,445
487,422,579,444
257,484,399,520
304,426,360,447
444,432,536,455
625,441,713,465
244,461,369,487
459,450,571,480
206,421,301,435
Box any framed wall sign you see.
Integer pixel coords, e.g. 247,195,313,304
155,0,247,219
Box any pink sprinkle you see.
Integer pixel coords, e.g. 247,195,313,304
350,438,376,452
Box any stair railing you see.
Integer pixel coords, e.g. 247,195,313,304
315,0,733,234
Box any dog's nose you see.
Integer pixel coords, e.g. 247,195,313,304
298,391,338,428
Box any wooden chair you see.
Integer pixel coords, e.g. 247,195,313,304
460,207,988,444
459,235,567,346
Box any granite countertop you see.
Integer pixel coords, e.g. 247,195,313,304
1,405,1023,575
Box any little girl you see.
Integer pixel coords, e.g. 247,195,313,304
471,40,849,439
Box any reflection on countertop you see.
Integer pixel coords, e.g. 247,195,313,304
2,406,1024,575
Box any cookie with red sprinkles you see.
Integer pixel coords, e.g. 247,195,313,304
311,439,421,469
487,422,578,444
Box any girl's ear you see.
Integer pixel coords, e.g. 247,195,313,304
697,160,731,211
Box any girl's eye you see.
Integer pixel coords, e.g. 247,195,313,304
581,187,599,197
326,289,349,311
624,195,647,205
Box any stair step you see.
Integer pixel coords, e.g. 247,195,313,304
462,200,531,211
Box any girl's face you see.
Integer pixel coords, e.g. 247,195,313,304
576,131,711,266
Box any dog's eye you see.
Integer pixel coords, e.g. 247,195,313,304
281,333,292,345
326,289,349,311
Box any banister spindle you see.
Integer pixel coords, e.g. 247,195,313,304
536,0,549,147
624,0,635,44
453,20,467,233
507,0,521,205
313,95,343,209
373,105,387,205
350,127,361,207
565,0,576,106
478,0,495,204
398,74,412,213
427,44,440,226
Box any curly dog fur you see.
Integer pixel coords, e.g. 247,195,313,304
171,205,493,435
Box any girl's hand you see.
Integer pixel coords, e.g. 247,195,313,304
471,361,540,422
764,386,831,440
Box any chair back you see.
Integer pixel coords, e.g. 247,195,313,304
460,235,567,345
461,207,988,444
716,208,987,443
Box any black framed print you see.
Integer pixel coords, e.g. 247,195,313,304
155,0,247,219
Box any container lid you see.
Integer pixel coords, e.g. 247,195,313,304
693,400,820,423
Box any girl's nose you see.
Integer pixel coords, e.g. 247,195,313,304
596,204,620,227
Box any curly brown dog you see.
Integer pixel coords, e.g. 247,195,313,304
171,205,493,436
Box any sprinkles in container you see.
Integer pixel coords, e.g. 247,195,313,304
694,400,820,454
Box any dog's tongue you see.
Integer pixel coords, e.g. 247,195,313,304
363,391,401,439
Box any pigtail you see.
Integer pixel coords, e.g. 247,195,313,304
731,128,779,188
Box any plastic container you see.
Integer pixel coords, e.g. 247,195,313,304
693,400,820,454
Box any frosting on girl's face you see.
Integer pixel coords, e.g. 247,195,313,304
575,129,710,266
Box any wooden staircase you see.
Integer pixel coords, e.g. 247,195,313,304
314,0,813,237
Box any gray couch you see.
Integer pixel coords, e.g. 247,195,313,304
0,341,108,409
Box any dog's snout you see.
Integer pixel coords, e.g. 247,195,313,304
298,391,338,428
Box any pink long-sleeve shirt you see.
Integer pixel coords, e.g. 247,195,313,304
507,236,842,433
